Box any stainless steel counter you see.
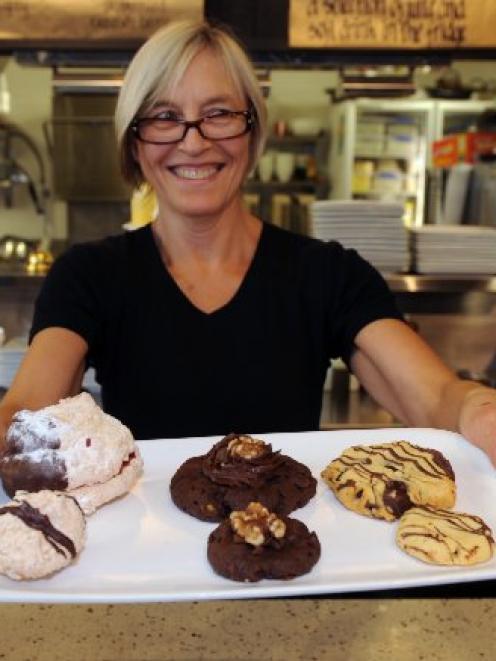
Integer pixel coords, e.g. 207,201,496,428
2,267,496,292
385,273,496,294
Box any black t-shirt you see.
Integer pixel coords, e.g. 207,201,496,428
31,222,402,439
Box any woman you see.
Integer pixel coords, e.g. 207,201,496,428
1,20,495,465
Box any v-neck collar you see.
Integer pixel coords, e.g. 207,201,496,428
144,221,268,318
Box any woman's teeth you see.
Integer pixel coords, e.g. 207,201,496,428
173,166,219,180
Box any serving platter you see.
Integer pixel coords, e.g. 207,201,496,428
0,428,495,603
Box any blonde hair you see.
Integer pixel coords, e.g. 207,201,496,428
115,20,267,186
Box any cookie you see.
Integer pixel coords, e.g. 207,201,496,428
0,490,86,580
207,501,321,582
397,506,494,566
0,393,143,515
321,440,456,521
170,433,317,522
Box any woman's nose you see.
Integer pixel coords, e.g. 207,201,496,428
177,124,211,152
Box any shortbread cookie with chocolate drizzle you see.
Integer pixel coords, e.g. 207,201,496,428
0,490,86,580
321,440,456,521
170,433,317,522
397,506,494,565
207,501,320,582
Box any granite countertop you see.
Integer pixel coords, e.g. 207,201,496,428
0,598,494,660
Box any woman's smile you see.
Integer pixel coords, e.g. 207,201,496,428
168,163,224,181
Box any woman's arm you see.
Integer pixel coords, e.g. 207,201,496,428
350,318,496,465
0,327,88,444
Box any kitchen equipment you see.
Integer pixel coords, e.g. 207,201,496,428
427,68,473,100
0,235,36,263
0,119,48,213
45,92,129,201
330,66,415,101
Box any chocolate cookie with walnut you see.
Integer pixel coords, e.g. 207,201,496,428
170,433,317,522
207,501,321,582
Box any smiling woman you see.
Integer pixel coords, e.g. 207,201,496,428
1,21,496,470
115,20,267,188
128,49,254,225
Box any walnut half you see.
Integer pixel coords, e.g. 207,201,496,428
230,501,286,547
227,435,267,460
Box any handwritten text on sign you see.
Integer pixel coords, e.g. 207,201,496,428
289,0,496,48
0,0,202,41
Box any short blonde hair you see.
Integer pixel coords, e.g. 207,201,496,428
115,20,267,186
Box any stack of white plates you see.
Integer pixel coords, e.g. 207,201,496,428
310,200,409,273
410,225,496,274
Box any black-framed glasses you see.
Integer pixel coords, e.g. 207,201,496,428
130,109,254,145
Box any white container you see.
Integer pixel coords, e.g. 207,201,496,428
357,120,386,137
385,123,419,158
385,134,418,158
274,152,295,183
289,117,321,136
355,135,384,157
257,151,275,182
373,159,404,195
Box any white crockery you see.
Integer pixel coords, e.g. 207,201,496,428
289,117,322,136
274,152,295,183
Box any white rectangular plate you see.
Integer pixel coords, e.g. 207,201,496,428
0,428,495,603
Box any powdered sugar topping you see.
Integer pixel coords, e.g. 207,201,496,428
6,393,136,490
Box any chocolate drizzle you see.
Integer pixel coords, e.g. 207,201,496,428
0,499,77,558
347,442,455,481
202,434,286,487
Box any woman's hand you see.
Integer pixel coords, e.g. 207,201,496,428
352,318,496,467
459,387,496,467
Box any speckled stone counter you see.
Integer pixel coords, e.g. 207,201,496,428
0,599,494,660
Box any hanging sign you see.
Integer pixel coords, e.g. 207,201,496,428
289,0,496,49
0,0,202,42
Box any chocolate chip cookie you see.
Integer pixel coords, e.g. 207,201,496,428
321,440,456,521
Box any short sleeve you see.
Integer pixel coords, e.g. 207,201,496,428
29,244,105,352
326,244,404,364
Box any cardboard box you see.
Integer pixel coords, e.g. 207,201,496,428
433,132,496,168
